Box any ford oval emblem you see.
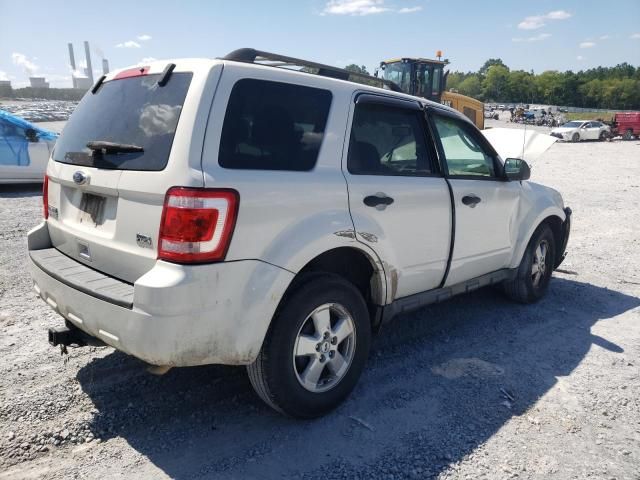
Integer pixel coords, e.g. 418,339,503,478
73,171,88,185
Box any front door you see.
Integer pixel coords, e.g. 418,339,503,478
345,95,452,301
429,111,522,286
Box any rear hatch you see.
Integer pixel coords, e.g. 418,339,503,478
45,61,219,283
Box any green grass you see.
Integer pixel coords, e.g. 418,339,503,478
565,111,616,122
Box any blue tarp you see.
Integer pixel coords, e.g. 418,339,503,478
0,109,58,166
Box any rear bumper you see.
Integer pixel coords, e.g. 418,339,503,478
555,207,571,268
28,222,295,367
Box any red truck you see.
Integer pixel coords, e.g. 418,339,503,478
612,112,640,140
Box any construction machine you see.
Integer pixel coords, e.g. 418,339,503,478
379,54,485,129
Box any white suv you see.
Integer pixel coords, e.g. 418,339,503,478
28,49,571,418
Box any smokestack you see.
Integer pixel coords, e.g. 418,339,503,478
102,58,109,74
68,43,76,70
84,40,94,84
68,43,77,88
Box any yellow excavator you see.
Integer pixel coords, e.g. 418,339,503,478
379,54,484,129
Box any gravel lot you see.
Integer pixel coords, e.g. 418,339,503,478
1,123,639,479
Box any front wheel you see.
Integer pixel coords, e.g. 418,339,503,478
247,274,371,418
503,224,556,304
571,132,580,142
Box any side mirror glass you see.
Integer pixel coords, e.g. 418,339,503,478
504,158,531,181
25,128,39,142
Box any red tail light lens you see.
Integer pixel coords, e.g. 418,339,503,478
158,187,239,264
43,175,49,219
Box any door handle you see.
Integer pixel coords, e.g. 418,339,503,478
462,194,481,208
363,194,394,208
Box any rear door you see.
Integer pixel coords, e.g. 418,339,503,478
46,63,217,282
429,110,521,286
345,94,451,300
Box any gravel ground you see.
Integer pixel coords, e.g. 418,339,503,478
1,123,639,480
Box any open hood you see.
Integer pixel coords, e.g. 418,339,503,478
482,128,557,163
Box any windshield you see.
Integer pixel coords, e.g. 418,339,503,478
561,121,584,128
382,62,411,93
53,72,192,171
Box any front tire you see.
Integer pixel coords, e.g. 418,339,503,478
247,274,371,418
571,132,580,142
503,225,556,304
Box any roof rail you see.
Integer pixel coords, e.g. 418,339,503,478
223,48,402,92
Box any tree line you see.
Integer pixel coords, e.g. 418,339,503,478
446,59,640,110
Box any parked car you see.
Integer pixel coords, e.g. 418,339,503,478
550,120,610,142
28,49,571,418
0,110,58,183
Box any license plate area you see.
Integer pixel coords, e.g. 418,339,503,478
78,193,106,226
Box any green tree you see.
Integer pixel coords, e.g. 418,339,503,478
483,65,510,101
479,58,508,76
344,64,370,76
457,75,482,98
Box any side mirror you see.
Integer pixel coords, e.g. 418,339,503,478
504,158,531,181
25,128,39,143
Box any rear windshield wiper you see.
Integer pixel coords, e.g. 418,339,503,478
86,141,144,154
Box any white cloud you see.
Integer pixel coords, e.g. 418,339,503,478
580,41,596,48
116,40,142,48
577,55,585,61
0,70,9,81
12,52,39,76
323,0,389,15
599,35,610,40
512,33,552,43
398,6,422,14
631,33,640,39
322,0,422,15
137,34,152,41
518,10,572,30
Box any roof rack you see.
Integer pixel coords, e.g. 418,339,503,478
223,48,402,92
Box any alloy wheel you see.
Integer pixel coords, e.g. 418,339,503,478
292,303,356,393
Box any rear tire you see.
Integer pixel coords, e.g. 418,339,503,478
503,225,556,304
247,274,371,418
623,129,633,141
571,132,580,142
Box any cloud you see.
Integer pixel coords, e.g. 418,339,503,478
631,33,640,39
518,10,572,30
116,40,142,48
580,41,596,48
0,70,9,81
576,55,585,61
599,35,610,40
137,34,152,41
398,6,422,14
12,53,39,76
512,33,552,43
322,0,421,15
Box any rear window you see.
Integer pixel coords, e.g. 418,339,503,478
53,72,192,171
219,79,332,171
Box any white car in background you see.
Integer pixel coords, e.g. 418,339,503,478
550,120,610,142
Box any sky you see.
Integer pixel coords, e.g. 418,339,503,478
1,0,639,88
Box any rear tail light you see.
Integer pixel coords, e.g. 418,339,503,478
43,175,49,219
158,187,239,264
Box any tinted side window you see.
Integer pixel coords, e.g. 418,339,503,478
432,115,495,178
348,102,432,176
219,79,332,171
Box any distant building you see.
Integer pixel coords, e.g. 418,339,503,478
0,80,12,97
0,80,11,88
29,77,50,88
102,59,110,75
74,77,92,90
